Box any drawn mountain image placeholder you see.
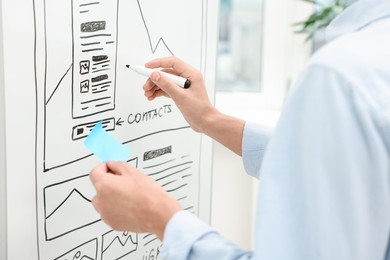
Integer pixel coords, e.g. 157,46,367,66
101,230,138,259
44,175,100,240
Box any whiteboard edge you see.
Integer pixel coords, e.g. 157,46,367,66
198,0,219,224
0,0,8,258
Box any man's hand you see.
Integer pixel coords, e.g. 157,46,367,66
143,56,245,155
142,56,218,134
89,161,182,240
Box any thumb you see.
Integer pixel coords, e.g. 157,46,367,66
89,163,109,184
150,71,182,99
106,160,133,176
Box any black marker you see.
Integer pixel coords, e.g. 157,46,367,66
126,65,191,89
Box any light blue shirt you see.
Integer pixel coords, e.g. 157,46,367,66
161,1,390,259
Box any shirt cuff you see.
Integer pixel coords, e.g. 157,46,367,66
242,121,272,178
161,211,216,259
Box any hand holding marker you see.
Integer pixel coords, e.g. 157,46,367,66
126,65,191,89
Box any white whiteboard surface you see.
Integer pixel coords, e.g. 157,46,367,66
0,0,6,258
0,0,218,259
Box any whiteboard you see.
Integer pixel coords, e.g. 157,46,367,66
0,0,218,259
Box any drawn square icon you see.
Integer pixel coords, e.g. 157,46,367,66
80,80,90,93
80,60,90,75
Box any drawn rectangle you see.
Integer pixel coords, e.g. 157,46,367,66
72,0,119,118
54,238,98,260
72,117,115,140
101,231,138,260
44,174,100,240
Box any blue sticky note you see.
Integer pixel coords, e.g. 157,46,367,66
84,121,131,162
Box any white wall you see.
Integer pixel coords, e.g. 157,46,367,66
210,0,313,250
210,108,280,249
211,142,255,250
0,0,7,257
209,106,286,250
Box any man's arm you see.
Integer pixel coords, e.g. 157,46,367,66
89,161,255,259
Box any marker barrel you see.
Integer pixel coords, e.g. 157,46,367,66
127,65,191,89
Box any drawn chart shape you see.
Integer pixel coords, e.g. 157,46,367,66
44,175,100,240
101,231,138,260
54,238,98,260
135,0,173,55
72,0,119,118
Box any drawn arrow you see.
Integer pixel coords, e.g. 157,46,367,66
116,117,124,126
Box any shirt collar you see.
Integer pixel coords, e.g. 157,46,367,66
326,0,390,42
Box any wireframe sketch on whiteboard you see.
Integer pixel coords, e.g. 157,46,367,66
33,0,207,259
72,0,118,118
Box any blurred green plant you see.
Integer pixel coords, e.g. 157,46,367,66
295,0,355,40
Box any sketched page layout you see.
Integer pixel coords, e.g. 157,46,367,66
72,0,118,118
32,0,208,259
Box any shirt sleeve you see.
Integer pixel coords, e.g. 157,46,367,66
161,211,253,260
242,121,272,179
